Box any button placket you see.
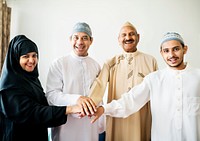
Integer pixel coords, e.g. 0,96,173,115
175,72,183,130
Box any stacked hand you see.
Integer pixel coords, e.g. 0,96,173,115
67,96,104,123
76,96,97,116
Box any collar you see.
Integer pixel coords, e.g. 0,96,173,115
167,62,192,74
123,50,139,58
70,51,88,61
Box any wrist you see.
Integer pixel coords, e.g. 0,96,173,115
66,106,72,114
100,106,105,114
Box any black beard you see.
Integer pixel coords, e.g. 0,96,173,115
168,59,183,68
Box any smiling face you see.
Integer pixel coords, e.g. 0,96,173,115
160,40,188,70
70,32,93,56
118,26,140,52
19,52,38,72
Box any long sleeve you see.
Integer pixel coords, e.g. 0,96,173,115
46,53,100,107
89,63,110,105
103,79,150,118
1,88,67,127
45,60,80,106
45,52,101,141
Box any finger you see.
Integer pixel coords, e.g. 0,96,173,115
85,101,95,115
77,96,86,106
91,115,99,123
78,112,85,118
80,105,86,116
82,103,90,116
87,114,92,118
88,99,97,112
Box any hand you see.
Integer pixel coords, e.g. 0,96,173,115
90,106,104,123
66,105,83,115
77,96,97,116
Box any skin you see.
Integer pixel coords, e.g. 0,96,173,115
20,52,38,72
160,40,188,70
69,32,97,116
90,39,188,123
70,32,93,57
118,26,140,52
19,52,83,115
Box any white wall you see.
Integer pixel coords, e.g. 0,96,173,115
7,0,200,89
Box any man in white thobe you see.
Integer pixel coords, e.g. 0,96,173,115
91,32,200,141
46,22,101,141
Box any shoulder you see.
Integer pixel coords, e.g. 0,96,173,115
105,54,123,68
138,51,156,60
145,68,165,80
54,55,70,63
188,67,200,75
50,55,70,67
87,56,99,64
87,56,101,70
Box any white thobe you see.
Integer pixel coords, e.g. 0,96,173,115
103,64,200,141
46,51,101,141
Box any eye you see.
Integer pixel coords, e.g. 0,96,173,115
73,36,78,41
162,49,169,53
82,36,89,41
21,55,28,58
32,54,38,58
129,32,137,36
121,33,126,37
173,47,180,52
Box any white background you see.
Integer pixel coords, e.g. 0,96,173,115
7,0,200,89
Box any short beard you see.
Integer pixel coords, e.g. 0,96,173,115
168,59,183,68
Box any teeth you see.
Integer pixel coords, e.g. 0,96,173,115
169,58,177,63
76,46,84,49
125,41,133,44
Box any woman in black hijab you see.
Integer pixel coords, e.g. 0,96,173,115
0,35,82,141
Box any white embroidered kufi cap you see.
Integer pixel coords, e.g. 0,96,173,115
161,32,184,46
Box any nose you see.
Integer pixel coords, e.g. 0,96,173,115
168,50,175,57
77,38,84,44
125,35,131,40
28,57,35,63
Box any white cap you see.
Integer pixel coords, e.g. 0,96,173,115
161,32,184,46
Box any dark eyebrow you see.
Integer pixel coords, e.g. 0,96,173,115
173,46,180,48
73,35,89,37
162,45,181,50
82,35,89,37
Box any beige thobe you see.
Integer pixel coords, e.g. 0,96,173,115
89,51,158,141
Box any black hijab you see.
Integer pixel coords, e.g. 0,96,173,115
0,35,42,92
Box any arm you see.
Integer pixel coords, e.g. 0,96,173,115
88,63,110,105
91,79,150,123
1,88,84,127
46,62,81,106
2,88,67,127
46,60,97,116
66,105,83,115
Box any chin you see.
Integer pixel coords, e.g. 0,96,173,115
26,68,35,72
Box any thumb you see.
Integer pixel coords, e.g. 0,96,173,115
90,115,98,124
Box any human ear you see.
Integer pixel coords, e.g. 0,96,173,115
183,45,188,54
